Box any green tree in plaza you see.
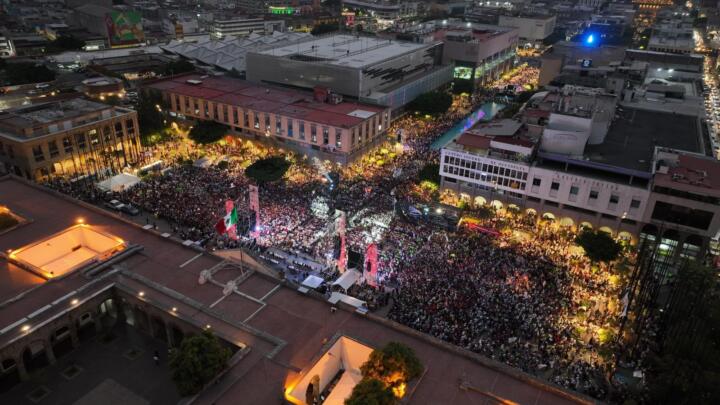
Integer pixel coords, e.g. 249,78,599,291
418,163,440,188
188,121,227,145
575,229,622,264
244,156,291,184
360,342,423,391
345,378,397,405
169,330,231,397
136,93,165,140
407,91,453,117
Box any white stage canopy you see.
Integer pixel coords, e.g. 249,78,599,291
328,292,366,309
97,173,141,192
332,269,360,291
302,275,325,289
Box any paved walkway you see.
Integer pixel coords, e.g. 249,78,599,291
0,324,180,405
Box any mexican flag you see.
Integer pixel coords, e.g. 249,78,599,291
215,207,238,235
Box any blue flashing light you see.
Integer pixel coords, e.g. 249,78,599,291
586,34,594,45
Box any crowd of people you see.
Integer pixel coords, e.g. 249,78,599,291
43,69,631,400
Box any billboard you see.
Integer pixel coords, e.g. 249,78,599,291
105,11,145,47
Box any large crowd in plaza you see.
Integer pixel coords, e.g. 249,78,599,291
44,67,628,400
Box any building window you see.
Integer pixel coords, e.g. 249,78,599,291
217,104,224,121
609,194,619,204
48,140,59,158
32,145,45,162
244,112,249,128
63,137,73,153
275,115,282,134
630,199,641,209
589,190,599,199
265,115,271,132
311,124,317,143
125,120,134,135
6,145,13,158
287,119,294,137
0,141,5,156
299,121,305,140
233,108,239,125
532,178,541,186
75,133,86,149
322,127,329,145
253,113,260,129
569,186,579,195
89,129,100,146
550,181,560,191
335,129,342,149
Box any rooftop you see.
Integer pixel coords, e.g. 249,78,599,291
145,74,385,128
585,108,703,172
0,176,592,405
252,34,429,69
655,153,720,197
160,31,311,72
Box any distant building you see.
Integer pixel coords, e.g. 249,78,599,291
498,14,556,45
144,74,391,164
0,99,142,181
211,17,285,38
245,34,452,111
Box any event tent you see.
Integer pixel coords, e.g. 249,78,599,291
328,292,366,309
96,173,140,192
301,275,325,289
332,269,360,292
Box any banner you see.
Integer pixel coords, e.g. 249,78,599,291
364,243,378,288
249,185,260,237
105,11,145,47
336,211,347,272
225,200,238,240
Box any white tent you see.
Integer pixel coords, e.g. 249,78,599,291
332,269,360,292
328,292,366,309
302,275,325,289
96,173,141,192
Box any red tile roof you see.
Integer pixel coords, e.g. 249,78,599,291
146,75,386,128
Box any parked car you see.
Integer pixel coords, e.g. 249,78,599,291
104,199,124,211
119,204,140,216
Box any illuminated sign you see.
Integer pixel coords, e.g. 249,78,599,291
269,6,295,15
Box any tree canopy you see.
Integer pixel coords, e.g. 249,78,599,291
188,121,227,145
345,378,396,405
157,59,195,76
49,35,85,51
245,156,291,183
407,91,453,117
360,341,422,391
2,62,56,86
418,163,440,187
311,23,339,35
169,330,231,397
575,229,622,263
136,93,165,138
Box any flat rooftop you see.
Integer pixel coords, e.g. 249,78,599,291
145,74,385,128
585,108,703,172
0,99,132,140
0,176,592,405
252,34,429,69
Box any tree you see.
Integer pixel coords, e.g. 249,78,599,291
360,342,422,390
49,35,85,51
3,62,56,86
575,229,622,263
188,121,226,145
157,59,195,76
245,156,291,183
452,79,474,95
312,23,339,35
0,212,19,231
345,378,397,405
418,163,440,187
407,91,452,117
136,92,165,138
169,330,231,397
